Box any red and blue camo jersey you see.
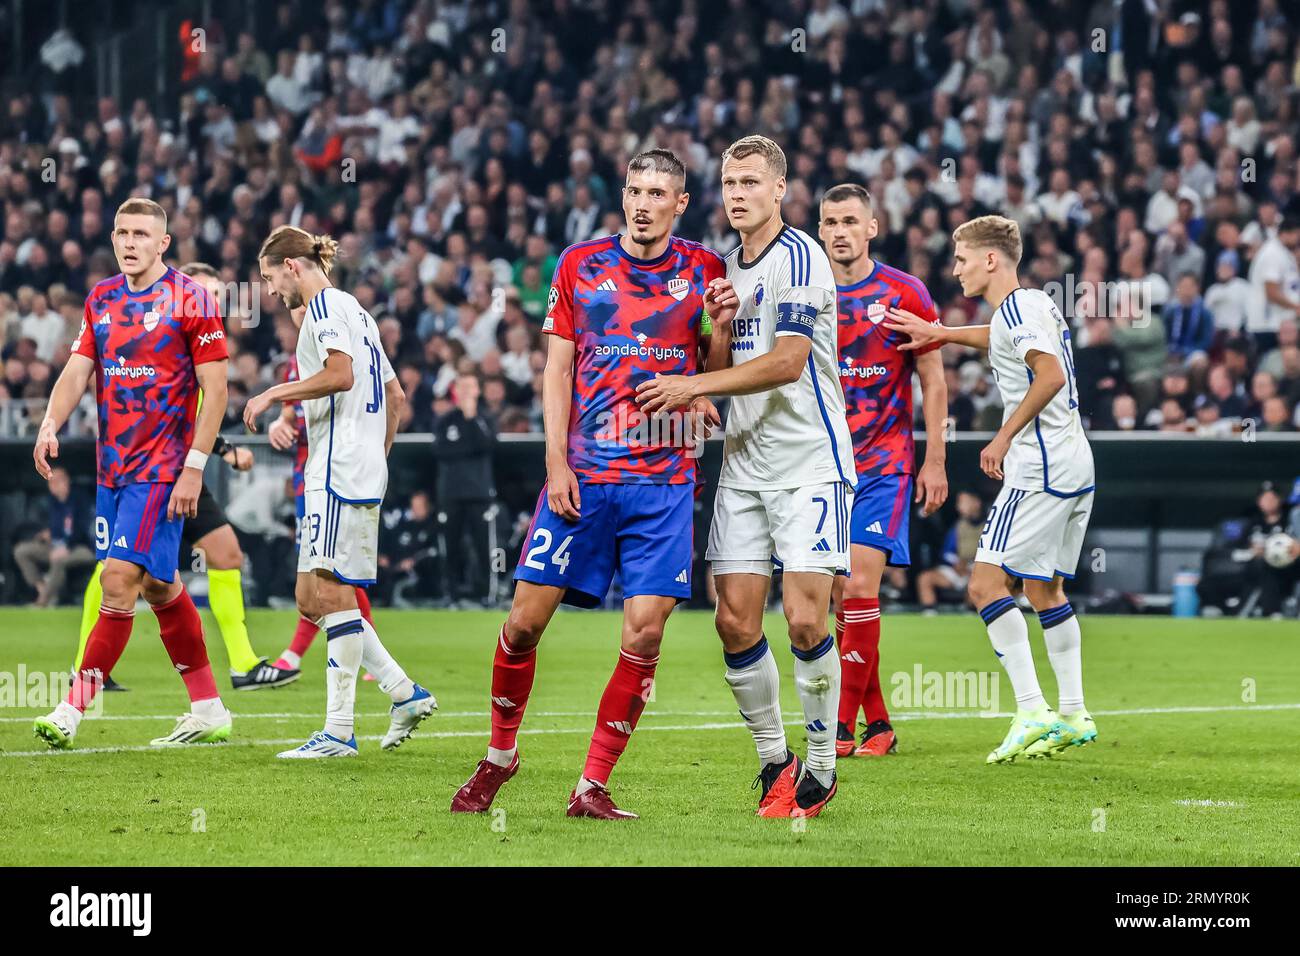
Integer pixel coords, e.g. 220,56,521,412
72,267,228,487
283,355,309,498
543,234,725,484
836,261,941,477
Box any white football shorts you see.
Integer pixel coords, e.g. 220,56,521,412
975,486,1093,582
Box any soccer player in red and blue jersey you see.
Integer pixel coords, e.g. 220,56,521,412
267,341,376,674
32,198,233,749
451,149,735,819
818,184,949,757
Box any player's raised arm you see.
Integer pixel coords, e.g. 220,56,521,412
34,352,95,480
884,308,991,352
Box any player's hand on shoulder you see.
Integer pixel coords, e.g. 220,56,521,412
168,468,202,520
883,307,939,351
33,425,59,479
546,464,582,521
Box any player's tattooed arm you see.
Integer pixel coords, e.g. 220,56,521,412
979,349,1066,480
885,308,990,352
33,353,95,480
542,335,581,520
915,349,949,516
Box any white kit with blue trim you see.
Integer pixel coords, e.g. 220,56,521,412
706,224,853,577
295,286,395,584
975,287,1095,582
716,224,855,491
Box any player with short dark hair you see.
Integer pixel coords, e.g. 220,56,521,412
450,148,732,819
33,199,235,748
818,184,949,758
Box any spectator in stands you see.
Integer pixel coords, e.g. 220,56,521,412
1164,274,1216,364
12,467,94,606
1247,216,1300,352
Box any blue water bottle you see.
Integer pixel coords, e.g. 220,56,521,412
1172,570,1200,618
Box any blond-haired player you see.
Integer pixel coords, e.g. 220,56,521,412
639,135,850,816
885,215,1097,762
245,226,436,757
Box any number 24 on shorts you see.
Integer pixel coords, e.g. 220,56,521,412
523,529,573,574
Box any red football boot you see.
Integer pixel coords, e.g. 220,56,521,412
853,720,897,757
754,751,802,817
790,769,837,819
567,782,638,820
835,721,857,758
450,755,519,813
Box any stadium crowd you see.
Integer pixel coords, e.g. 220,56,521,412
2,0,1300,610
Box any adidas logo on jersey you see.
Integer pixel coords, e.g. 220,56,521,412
113,536,128,548
491,696,516,709
606,720,633,734
596,279,617,292
675,569,688,583
842,650,866,664
865,521,883,534
812,538,831,552
97,313,111,325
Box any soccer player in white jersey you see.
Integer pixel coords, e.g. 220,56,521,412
885,215,1097,763
244,226,437,758
638,135,852,817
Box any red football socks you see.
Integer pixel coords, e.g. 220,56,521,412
154,588,219,703
582,649,658,785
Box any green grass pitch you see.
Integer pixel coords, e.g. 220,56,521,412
0,608,1296,866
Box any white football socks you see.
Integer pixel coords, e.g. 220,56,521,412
723,636,788,766
1040,603,1084,715
980,597,1047,711
792,634,840,788
359,618,415,702
322,610,363,740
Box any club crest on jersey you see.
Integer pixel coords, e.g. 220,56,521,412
142,311,160,332
866,303,887,324
667,277,689,301
754,280,764,307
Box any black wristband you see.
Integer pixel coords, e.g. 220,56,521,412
212,435,233,458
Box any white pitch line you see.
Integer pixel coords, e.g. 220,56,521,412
3,702,1299,759
4,701,1298,725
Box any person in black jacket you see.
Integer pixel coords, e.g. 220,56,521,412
13,467,95,606
432,373,499,605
